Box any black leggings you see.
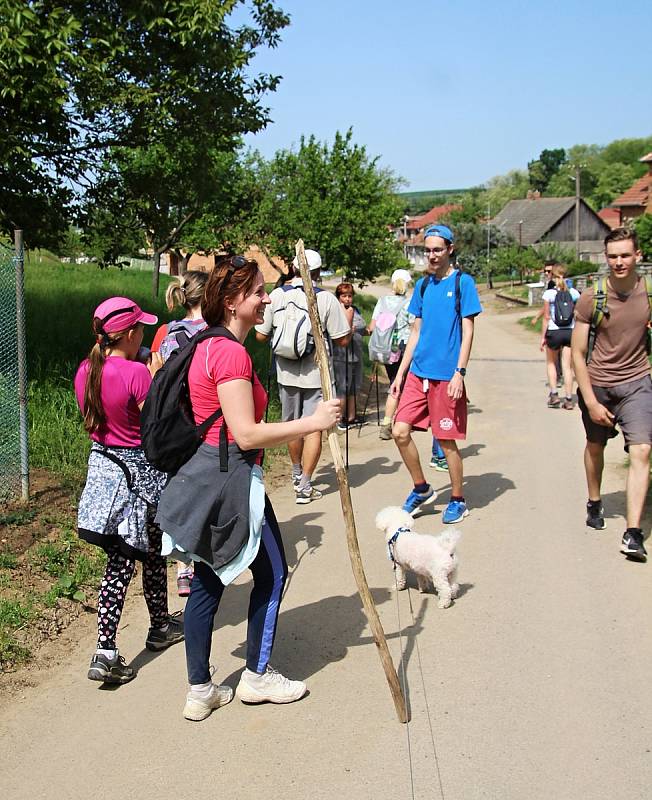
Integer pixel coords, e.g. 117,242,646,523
96,518,168,649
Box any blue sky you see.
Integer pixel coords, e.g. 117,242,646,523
243,0,652,191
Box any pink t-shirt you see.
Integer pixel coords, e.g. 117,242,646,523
188,336,267,453
74,357,151,447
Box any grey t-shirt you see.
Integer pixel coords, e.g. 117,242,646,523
256,279,350,389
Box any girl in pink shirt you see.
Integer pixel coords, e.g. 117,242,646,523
76,296,184,685
157,256,340,721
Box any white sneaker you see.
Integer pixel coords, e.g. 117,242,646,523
183,683,234,721
236,666,307,704
295,486,322,504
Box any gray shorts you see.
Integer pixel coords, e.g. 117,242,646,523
333,360,363,399
577,374,652,449
279,384,322,421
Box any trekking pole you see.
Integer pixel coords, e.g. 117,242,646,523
375,363,380,425
344,339,350,469
360,361,376,422
295,239,408,724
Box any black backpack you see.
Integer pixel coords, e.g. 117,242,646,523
140,326,236,474
553,289,574,328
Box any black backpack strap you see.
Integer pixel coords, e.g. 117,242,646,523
455,270,462,337
174,330,192,349
191,325,259,471
419,273,431,299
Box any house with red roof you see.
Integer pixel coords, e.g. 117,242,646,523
397,203,462,268
609,153,652,225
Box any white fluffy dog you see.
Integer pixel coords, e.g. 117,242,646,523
375,506,461,609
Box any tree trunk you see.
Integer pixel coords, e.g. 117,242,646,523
179,252,189,276
152,250,161,297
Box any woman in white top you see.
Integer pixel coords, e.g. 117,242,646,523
540,264,580,409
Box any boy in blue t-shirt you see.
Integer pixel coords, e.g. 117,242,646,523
390,224,482,523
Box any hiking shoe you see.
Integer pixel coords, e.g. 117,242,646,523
379,423,393,440
295,485,322,504
145,611,185,651
292,472,302,489
620,529,647,562
402,487,437,516
443,500,469,524
429,456,449,472
562,397,574,410
177,573,192,597
88,650,135,684
183,683,234,721
586,502,605,530
547,393,561,408
236,666,307,704
336,420,349,432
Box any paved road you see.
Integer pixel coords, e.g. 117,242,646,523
1,303,650,799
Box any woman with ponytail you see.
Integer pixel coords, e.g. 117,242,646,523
75,297,184,685
153,270,209,596
540,265,580,409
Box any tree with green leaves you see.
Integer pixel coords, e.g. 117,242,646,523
245,130,406,284
633,214,652,261
528,148,567,193
0,0,289,247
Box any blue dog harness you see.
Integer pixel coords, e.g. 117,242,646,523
387,526,412,565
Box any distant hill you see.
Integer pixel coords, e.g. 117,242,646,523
397,188,474,215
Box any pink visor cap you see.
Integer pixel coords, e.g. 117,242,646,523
94,296,158,333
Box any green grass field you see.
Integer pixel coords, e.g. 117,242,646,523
23,256,377,482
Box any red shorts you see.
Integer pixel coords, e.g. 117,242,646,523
395,372,467,439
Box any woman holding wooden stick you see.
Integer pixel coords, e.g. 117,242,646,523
156,255,340,722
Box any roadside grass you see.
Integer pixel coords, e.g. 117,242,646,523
0,511,106,671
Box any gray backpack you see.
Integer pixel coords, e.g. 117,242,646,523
271,285,322,360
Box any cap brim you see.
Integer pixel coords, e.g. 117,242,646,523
138,311,158,326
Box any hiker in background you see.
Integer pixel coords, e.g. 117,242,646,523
540,264,579,410
571,227,652,562
75,297,184,685
152,270,209,597
333,282,368,431
430,436,448,471
255,249,350,504
155,256,340,721
390,224,483,523
530,261,558,327
368,269,413,440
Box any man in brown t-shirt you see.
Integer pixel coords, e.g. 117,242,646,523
571,227,651,562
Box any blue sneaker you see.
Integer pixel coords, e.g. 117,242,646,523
442,500,469,524
402,487,437,516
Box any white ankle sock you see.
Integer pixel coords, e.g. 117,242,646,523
96,648,116,658
298,476,311,492
190,681,213,697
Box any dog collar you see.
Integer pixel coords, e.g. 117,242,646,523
387,526,411,562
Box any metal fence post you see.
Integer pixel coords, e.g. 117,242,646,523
14,229,29,500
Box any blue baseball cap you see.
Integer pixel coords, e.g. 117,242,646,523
423,224,454,243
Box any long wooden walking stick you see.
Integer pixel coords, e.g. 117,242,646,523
295,240,408,724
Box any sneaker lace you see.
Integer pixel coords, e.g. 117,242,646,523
265,666,291,686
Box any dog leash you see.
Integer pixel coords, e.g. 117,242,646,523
392,560,447,800
387,526,411,563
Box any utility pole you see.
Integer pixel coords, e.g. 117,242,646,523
486,202,493,288
574,164,581,261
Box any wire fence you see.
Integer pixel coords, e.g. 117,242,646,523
0,237,28,503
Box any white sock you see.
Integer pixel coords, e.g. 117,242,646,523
190,681,213,697
291,463,302,477
298,476,311,492
96,648,117,659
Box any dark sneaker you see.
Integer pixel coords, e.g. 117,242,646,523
620,529,647,562
562,397,574,410
88,651,135,684
586,502,605,530
379,423,393,440
402,487,437,516
547,393,561,408
429,456,449,472
146,611,185,652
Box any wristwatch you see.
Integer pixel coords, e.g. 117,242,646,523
455,367,466,377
